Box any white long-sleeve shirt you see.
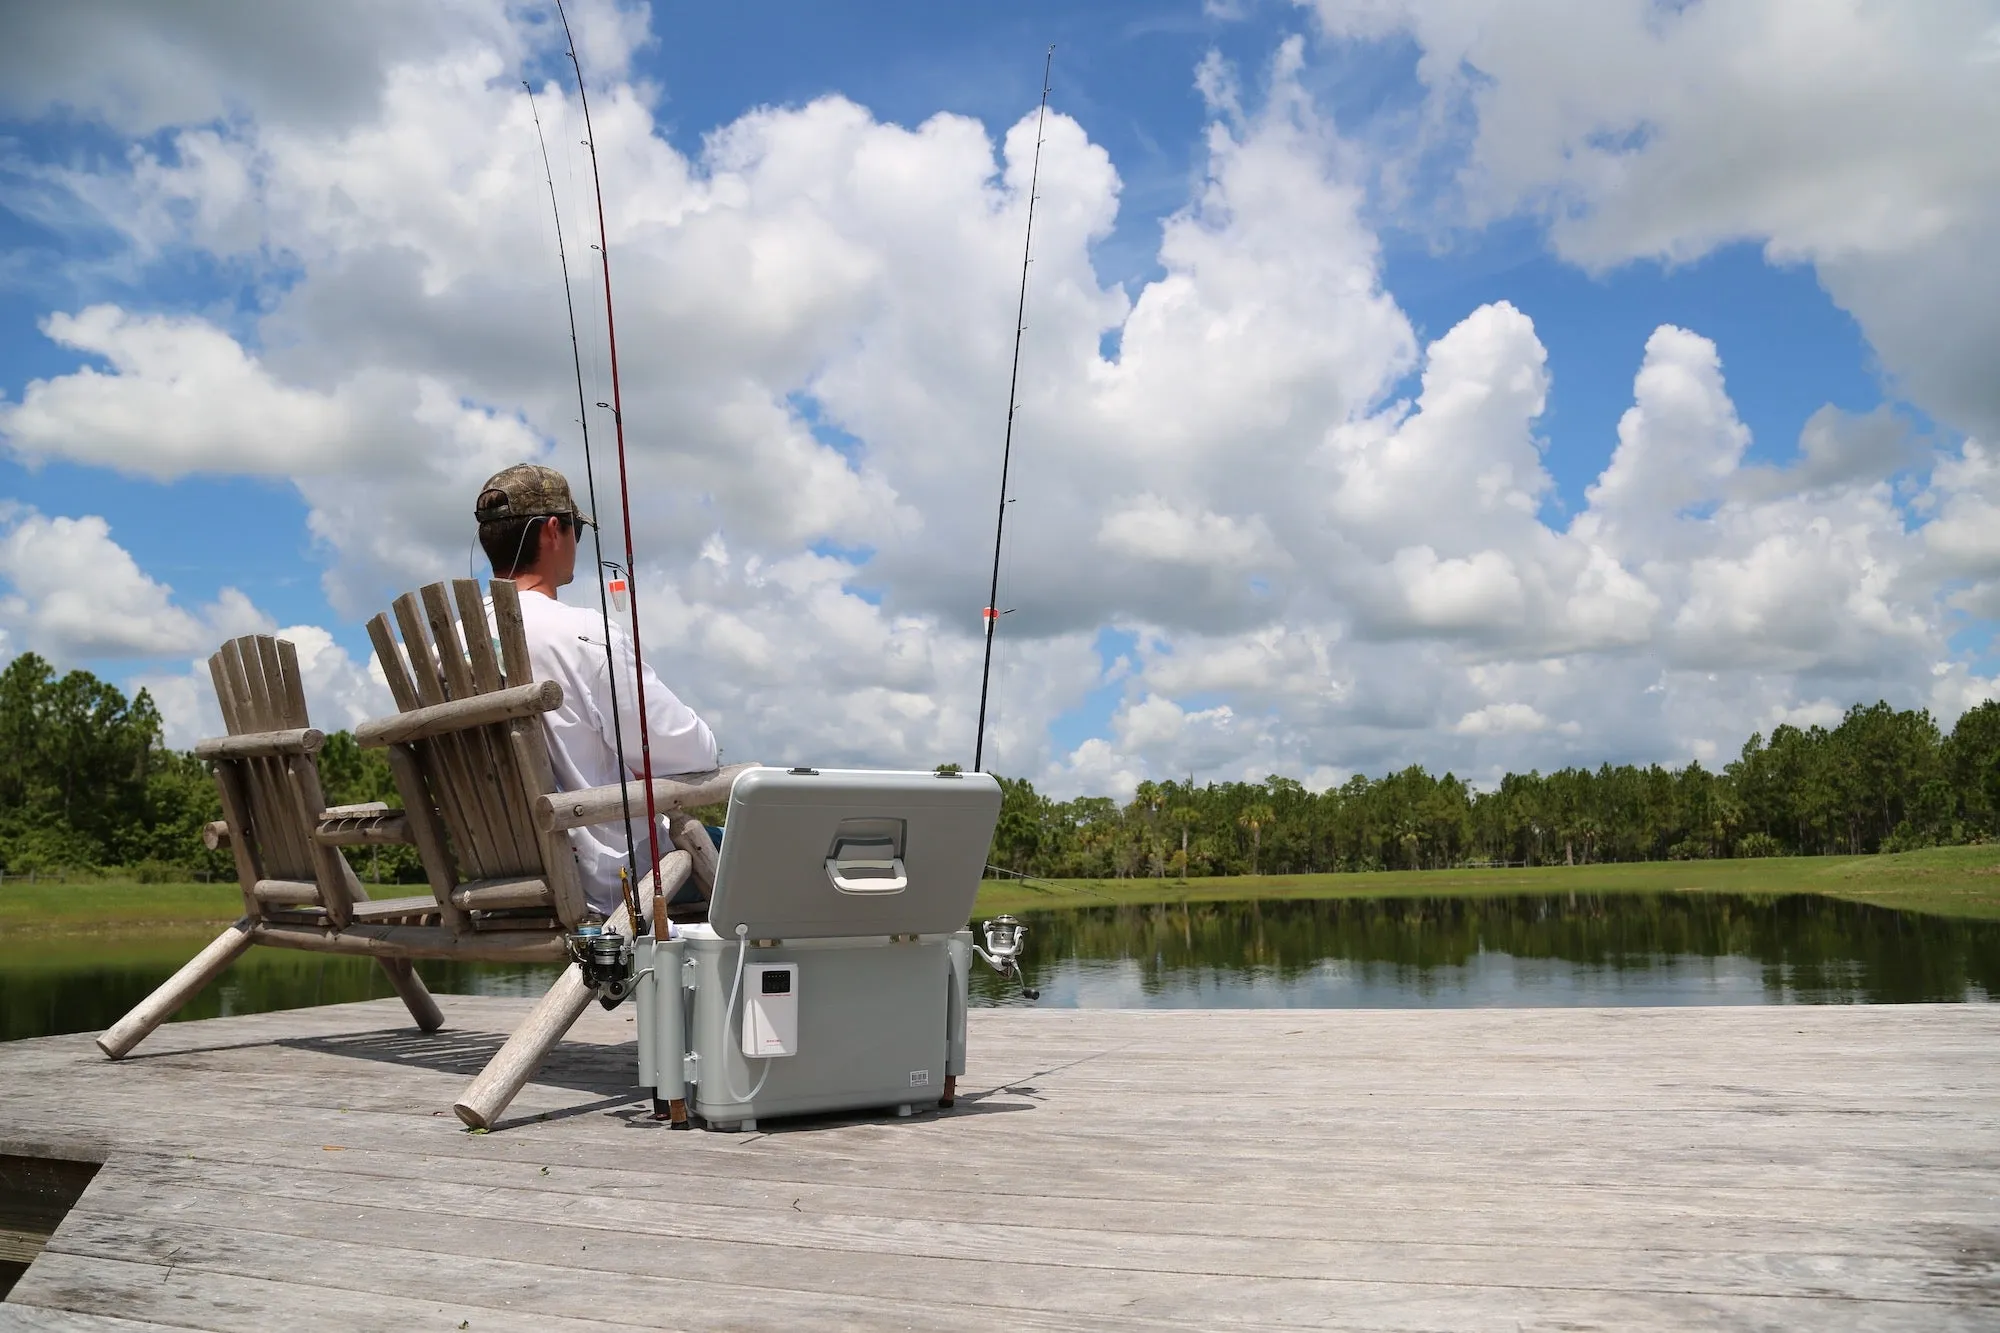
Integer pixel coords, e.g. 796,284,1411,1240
512,589,718,913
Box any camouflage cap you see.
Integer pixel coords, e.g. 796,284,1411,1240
474,464,592,527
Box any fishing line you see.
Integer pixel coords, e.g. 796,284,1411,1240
525,78,645,904
973,46,1054,774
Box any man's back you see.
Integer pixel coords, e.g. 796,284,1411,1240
510,588,718,912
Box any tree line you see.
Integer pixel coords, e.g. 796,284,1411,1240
987,698,2000,878
5,652,2000,882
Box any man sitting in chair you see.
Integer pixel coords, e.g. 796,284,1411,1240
475,463,719,918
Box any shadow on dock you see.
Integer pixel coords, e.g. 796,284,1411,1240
278,1026,1041,1134
278,1026,639,1099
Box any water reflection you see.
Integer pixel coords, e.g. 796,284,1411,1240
0,935,565,1044
2,893,1994,1042
965,893,2000,1008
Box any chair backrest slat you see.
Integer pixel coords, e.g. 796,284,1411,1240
263,635,319,879
275,638,309,730
464,723,541,872
454,578,504,695
491,580,531,687
506,716,590,924
253,637,289,728
239,638,275,730
422,738,497,881
393,594,447,708
225,638,258,727
367,612,422,712
207,651,241,734
217,640,254,731
421,583,476,701
382,742,465,929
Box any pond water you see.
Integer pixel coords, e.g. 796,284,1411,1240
976,892,2000,1009
2,892,1994,1042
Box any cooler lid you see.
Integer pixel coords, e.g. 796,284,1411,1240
707,767,1002,940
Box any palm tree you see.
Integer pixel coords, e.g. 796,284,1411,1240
1238,803,1275,876
1168,805,1198,882
1134,780,1165,876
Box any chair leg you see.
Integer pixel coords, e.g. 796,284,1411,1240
96,920,255,1059
453,905,629,1130
452,962,593,1130
374,957,444,1032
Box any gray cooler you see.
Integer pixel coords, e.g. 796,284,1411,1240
633,767,1002,1131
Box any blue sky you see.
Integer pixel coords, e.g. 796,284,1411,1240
3,2,1881,651
0,0,1988,789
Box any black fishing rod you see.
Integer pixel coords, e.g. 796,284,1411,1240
523,79,643,902
973,46,1054,775
554,0,662,934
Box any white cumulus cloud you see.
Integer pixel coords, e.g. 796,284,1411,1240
2,3,1995,790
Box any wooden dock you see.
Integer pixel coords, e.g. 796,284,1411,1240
1,999,1996,1330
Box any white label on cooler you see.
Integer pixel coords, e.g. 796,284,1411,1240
741,963,798,1058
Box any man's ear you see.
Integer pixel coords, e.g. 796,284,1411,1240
536,516,565,565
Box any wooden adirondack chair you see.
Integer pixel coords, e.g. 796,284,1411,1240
358,578,748,1128
100,591,746,1131
96,634,445,1061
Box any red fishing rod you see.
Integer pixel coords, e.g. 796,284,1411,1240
554,0,662,933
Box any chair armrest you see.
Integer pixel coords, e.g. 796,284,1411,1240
534,763,759,833
352,679,562,748
194,727,325,760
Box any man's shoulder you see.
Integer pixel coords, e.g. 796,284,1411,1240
517,592,616,652
515,590,599,626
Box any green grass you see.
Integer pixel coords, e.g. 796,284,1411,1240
972,843,2000,922
0,880,252,935
5,844,1998,940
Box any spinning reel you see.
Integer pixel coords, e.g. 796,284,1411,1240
973,914,1039,1001
568,916,636,1008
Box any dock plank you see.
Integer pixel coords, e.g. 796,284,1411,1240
1,999,1996,1329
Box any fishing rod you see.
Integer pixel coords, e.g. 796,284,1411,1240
554,0,662,934
523,79,643,904
973,46,1054,775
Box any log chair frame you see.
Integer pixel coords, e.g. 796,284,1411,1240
96,634,445,1061
98,587,752,1131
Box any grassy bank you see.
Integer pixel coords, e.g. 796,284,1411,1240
4,843,1997,939
0,881,252,936
971,843,2000,921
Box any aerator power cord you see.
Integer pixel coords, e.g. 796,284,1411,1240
723,924,775,1104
